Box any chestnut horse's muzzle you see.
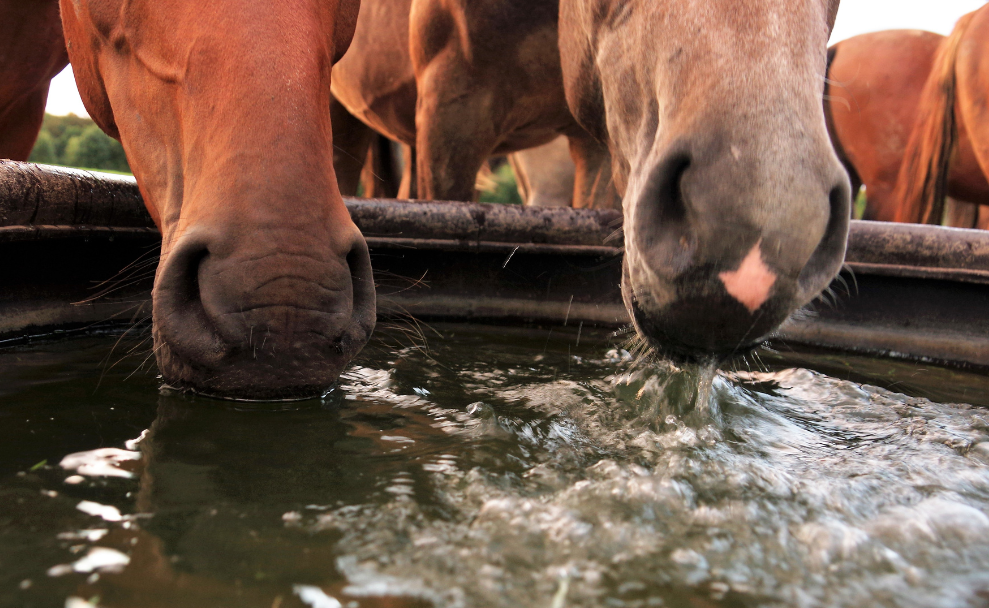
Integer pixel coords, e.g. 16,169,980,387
152,227,376,400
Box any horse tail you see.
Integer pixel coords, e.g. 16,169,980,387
892,12,975,224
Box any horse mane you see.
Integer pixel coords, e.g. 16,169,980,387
891,12,976,224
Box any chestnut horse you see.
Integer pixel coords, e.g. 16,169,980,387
888,6,989,225
330,0,619,209
826,29,989,227
59,0,375,399
0,0,69,161
560,0,849,358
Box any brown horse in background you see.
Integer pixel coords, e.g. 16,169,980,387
0,0,69,160
886,6,989,225
330,95,405,198
330,0,619,209
826,28,989,227
59,0,376,399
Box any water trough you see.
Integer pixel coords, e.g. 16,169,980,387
1,159,987,370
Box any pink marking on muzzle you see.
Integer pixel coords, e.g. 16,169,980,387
718,240,777,314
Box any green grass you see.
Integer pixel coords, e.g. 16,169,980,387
853,187,867,220
477,162,523,205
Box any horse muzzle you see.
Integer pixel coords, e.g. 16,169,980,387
151,227,376,400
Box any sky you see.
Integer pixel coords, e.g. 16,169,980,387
45,0,989,117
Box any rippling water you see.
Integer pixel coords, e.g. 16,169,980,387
1,325,988,608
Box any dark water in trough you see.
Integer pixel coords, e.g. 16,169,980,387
2,324,989,608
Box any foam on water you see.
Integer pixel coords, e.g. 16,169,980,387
297,360,989,608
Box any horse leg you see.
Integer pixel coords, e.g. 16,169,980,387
860,182,901,222
977,205,989,230
508,153,535,205
415,72,498,201
943,197,978,227
953,10,989,224
569,133,621,210
359,135,403,198
398,144,417,199
330,96,375,196
0,87,50,161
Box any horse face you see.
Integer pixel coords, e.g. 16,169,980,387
561,0,849,361
59,0,374,399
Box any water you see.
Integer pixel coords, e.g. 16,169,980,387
1,324,988,608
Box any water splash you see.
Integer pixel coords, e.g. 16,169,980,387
7,328,989,608
305,358,989,607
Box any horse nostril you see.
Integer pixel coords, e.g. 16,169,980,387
796,176,852,302
634,151,695,277
345,236,377,340
153,233,227,367
656,153,691,227
175,246,209,310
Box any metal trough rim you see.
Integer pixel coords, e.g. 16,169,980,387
3,160,989,276
1,160,987,372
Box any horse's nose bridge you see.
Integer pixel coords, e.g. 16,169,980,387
689,141,836,276
632,119,842,285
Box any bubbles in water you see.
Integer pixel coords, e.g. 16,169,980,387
307,353,989,607
7,328,989,608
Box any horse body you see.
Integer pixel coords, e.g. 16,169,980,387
0,0,69,160
560,0,850,358
331,0,617,207
60,0,375,399
827,29,989,226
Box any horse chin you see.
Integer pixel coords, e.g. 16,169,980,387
621,258,790,366
153,329,369,402
152,293,374,401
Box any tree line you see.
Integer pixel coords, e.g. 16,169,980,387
28,113,130,173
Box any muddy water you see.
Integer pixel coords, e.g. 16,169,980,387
1,325,988,608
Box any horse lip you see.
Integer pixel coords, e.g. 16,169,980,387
622,260,774,363
627,298,766,363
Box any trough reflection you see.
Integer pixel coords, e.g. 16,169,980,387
73,393,453,608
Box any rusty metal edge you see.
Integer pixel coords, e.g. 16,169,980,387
777,319,989,370
365,237,621,257
3,160,989,268
1,226,984,285
0,225,159,243
2,161,988,373
845,262,989,285
378,295,630,327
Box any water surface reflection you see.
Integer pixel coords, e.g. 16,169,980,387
2,326,989,608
